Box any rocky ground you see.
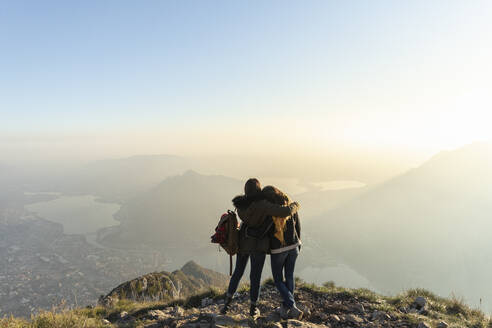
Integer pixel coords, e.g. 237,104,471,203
1,279,489,327
98,281,488,328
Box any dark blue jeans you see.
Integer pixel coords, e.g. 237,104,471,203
226,252,266,304
270,247,299,308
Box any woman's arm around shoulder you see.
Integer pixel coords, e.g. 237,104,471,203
261,200,300,218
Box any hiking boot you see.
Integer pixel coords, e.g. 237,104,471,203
250,304,260,317
288,305,303,320
278,304,289,320
220,295,232,314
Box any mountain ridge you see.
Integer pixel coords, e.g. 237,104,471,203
99,171,242,260
310,142,492,309
99,261,229,306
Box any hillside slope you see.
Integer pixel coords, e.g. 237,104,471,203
100,171,242,252
310,143,492,307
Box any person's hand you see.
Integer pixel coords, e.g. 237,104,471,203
290,201,299,208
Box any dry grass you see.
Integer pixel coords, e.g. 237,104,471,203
2,282,490,328
0,309,109,328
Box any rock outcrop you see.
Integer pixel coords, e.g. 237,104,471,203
99,261,228,305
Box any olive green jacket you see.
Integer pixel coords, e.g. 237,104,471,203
232,196,299,254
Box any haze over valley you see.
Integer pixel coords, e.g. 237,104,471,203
2,0,492,322
1,143,492,316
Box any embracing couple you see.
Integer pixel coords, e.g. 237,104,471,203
221,178,303,320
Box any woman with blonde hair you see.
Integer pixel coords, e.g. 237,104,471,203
221,179,300,317
263,186,303,320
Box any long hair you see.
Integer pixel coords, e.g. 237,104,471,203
263,185,291,245
232,178,264,210
244,178,261,196
262,185,290,205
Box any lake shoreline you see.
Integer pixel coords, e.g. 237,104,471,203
24,193,121,236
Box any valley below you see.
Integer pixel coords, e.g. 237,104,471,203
0,174,369,318
0,207,169,317
3,144,492,317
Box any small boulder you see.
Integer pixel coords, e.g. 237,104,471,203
352,303,365,313
437,321,449,328
181,323,197,328
173,306,185,316
263,310,281,323
297,303,311,317
117,313,136,325
345,314,364,324
287,320,305,327
199,312,217,323
329,314,341,322
286,320,326,328
148,309,168,321
372,310,391,321
268,323,283,328
414,297,427,309
201,297,213,307
145,322,168,328
417,322,431,328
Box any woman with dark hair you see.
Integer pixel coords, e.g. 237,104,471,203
263,186,303,320
221,179,299,317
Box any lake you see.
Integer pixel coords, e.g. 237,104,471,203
25,194,120,235
261,177,366,194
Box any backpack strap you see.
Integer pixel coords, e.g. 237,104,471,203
227,210,236,275
293,213,301,246
229,254,233,276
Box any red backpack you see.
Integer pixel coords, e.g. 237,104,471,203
211,210,239,275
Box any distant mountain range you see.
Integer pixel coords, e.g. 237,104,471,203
0,155,193,204
1,149,413,204
311,142,492,308
62,155,193,202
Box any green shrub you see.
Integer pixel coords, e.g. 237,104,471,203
237,283,250,293
294,276,304,285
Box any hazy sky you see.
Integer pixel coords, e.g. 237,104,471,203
1,1,491,162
